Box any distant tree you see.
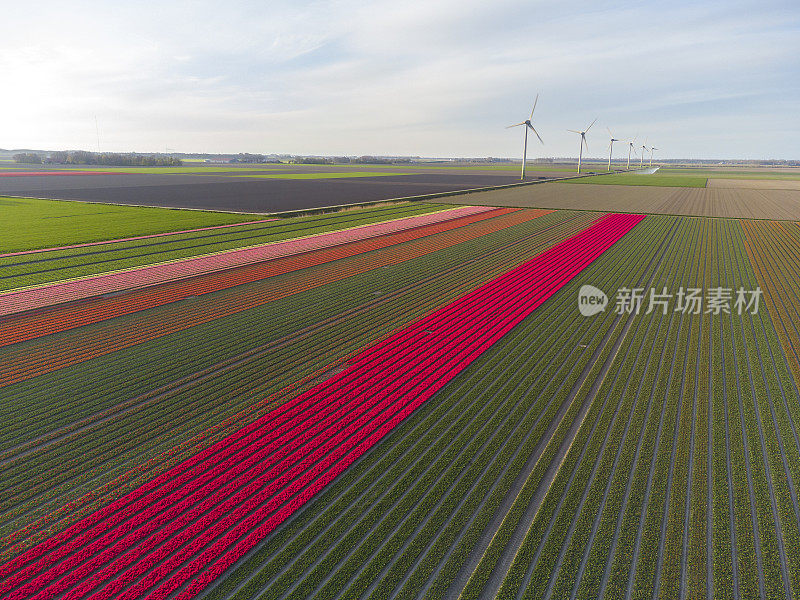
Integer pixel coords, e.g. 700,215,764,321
48,151,69,164
68,150,96,165
355,156,392,164
13,153,42,164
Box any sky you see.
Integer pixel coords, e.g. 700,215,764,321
1,0,798,159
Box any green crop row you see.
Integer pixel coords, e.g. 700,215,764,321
723,220,800,598
507,217,693,600
487,217,800,600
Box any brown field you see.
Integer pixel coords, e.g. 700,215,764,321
707,178,800,190
434,182,800,219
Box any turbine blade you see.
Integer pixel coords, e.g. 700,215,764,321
506,122,526,128
529,93,539,119
567,129,581,134
607,126,613,138
582,136,589,152
585,118,597,132
529,124,544,144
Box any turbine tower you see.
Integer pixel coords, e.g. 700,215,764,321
649,146,658,166
626,136,637,169
568,118,596,174
640,138,648,167
607,128,621,172
506,94,544,180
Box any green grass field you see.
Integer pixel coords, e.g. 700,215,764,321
566,173,709,188
0,197,262,252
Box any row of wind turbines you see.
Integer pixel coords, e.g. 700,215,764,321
507,94,659,179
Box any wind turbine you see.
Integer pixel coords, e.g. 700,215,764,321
506,94,544,180
640,138,648,167
626,136,637,169
607,128,621,172
649,146,658,166
568,118,596,174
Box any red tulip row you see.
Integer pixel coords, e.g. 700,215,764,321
0,212,644,600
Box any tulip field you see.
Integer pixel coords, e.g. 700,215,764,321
3,196,800,599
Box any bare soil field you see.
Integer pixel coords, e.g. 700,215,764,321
0,169,567,213
707,178,800,191
435,182,800,220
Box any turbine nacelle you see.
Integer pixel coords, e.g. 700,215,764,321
569,118,596,173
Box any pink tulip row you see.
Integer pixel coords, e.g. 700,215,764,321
0,220,279,258
0,206,491,316
0,212,644,600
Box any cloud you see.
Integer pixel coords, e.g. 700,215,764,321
0,0,797,158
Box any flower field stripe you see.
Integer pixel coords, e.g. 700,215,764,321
0,220,279,259
0,213,636,588
0,205,492,316
0,209,546,388
0,213,644,600
0,207,515,349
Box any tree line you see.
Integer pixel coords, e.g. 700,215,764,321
13,151,182,166
46,151,183,166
